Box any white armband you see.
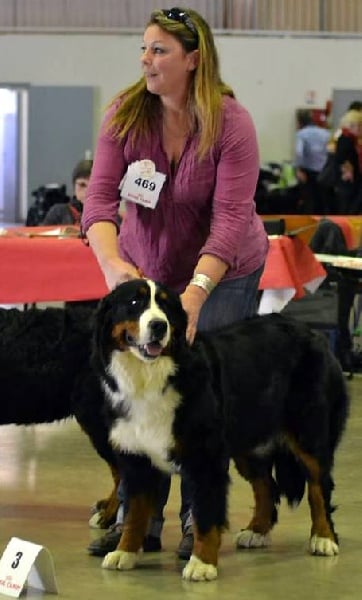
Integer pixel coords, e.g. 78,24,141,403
189,273,216,295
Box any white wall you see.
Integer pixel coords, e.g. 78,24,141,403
1,32,361,162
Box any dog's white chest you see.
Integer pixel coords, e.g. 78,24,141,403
104,352,181,473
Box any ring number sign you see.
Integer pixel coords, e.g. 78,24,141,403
0,537,58,597
119,160,166,209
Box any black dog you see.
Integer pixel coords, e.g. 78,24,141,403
89,279,349,582
0,304,121,527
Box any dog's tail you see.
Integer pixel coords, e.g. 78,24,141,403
274,449,306,507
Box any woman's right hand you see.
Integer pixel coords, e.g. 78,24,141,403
84,222,142,291
102,256,142,291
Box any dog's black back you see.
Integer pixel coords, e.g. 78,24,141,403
198,314,348,455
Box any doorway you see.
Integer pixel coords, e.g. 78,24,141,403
0,84,94,224
0,87,26,224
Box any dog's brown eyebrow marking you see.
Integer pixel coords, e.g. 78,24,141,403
112,321,139,350
139,285,148,296
159,291,168,301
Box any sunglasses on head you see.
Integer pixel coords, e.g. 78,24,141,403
162,7,198,41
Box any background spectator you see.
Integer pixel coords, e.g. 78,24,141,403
43,159,93,225
333,110,362,214
295,108,330,214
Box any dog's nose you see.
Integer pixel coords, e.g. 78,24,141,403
149,319,168,339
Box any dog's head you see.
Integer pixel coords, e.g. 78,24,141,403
93,279,188,369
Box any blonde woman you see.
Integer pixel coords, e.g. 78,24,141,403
83,7,268,561
334,109,362,214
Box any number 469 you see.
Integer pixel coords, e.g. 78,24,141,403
134,177,156,192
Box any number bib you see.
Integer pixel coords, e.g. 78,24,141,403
119,160,166,209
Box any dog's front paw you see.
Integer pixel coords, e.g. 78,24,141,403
102,550,138,570
309,535,339,556
235,529,270,549
182,554,217,582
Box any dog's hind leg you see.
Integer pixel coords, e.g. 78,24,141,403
308,475,339,556
89,465,121,529
234,456,278,549
286,437,339,556
72,375,124,529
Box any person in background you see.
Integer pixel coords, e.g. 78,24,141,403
347,101,362,182
348,101,362,112
294,108,330,214
333,109,362,214
42,158,100,311
42,159,93,225
82,6,268,561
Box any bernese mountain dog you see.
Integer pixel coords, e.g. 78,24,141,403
88,278,349,582
0,279,350,581
0,303,121,528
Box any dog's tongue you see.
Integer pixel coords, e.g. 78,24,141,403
145,342,163,357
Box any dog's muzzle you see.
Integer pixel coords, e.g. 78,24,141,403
128,318,169,360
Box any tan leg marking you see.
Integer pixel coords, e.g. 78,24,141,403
246,478,275,534
118,494,153,553
234,457,275,534
193,525,222,566
97,466,122,526
286,436,336,541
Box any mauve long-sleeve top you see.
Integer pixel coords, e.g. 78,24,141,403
82,95,268,293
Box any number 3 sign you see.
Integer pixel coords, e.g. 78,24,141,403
0,537,58,597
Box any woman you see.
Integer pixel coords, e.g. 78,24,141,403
82,7,268,559
334,109,362,214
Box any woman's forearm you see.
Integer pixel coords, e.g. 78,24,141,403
86,221,140,289
193,254,228,286
86,221,120,271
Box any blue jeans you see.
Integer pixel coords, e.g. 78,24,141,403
117,265,264,536
198,265,264,331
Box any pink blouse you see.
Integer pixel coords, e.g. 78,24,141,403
82,95,268,292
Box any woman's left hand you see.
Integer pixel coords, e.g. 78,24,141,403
180,285,208,344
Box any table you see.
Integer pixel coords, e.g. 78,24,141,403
0,227,326,311
258,235,326,313
262,214,362,250
314,253,362,272
0,226,108,304
313,253,362,375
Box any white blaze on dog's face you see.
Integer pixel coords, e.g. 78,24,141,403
111,280,171,363
132,280,171,361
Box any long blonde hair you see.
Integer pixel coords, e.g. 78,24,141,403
339,109,362,129
107,7,234,159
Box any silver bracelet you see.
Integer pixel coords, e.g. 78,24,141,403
190,273,216,295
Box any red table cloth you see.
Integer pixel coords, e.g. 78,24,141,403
258,235,326,313
0,227,108,304
0,228,326,310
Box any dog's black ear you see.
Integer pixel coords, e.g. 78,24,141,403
91,295,113,376
169,293,188,348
